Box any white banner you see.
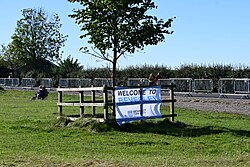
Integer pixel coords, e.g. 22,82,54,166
115,86,162,125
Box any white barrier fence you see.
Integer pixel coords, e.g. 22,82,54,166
170,78,193,93
127,78,148,86
59,78,112,88
1,78,250,98
0,78,19,87
234,78,250,94
0,78,52,88
59,78,81,88
218,78,235,94
158,79,172,87
0,78,4,86
218,78,250,98
92,78,112,87
193,79,213,93
40,78,53,88
21,78,36,87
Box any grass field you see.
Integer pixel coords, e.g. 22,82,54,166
0,89,249,167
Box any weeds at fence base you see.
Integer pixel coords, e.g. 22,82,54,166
55,116,114,132
55,116,239,138
55,116,191,134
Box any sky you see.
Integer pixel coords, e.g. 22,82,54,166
1,0,250,69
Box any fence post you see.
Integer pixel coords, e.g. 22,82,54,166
91,85,96,115
112,87,116,117
79,91,84,117
169,83,175,122
103,85,109,120
58,91,62,116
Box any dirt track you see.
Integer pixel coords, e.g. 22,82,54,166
174,96,250,116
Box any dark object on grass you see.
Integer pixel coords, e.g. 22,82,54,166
32,85,49,100
0,86,4,91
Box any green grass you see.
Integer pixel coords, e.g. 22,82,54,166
0,90,249,166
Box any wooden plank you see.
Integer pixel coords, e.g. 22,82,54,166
57,102,113,107
92,89,96,115
57,87,113,92
103,85,109,119
169,83,175,122
160,88,170,92
57,87,103,92
161,99,177,103
63,100,112,103
58,91,62,116
58,102,103,107
80,91,84,117
162,114,177,118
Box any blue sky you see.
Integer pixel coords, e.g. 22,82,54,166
1,0,250,68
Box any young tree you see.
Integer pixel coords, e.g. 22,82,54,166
9,8,68,76
68,0,175,87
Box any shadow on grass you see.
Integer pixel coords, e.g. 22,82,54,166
112,119,226,137
231,129,250,137
115,119,250,137
56,116,250,137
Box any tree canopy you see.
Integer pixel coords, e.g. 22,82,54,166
68,0,175,86
7,8,68,77
57,55,84,78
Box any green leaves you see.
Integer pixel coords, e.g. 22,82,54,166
69,0,174,57
69,0,175,85
6,8,68,77
57,55,84,78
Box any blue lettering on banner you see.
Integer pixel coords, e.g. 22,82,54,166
117,89,146,97
117,96,158,104
115,86,162,125
118,96,141,104
147,96,157,101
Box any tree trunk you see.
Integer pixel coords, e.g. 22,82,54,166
112,46,118,116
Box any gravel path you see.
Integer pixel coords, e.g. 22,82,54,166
174,96,250,116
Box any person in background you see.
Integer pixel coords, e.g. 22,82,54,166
37,85,43,98
155,72,161,85
32,85,49,100
39,85,49,99
148,73,156,85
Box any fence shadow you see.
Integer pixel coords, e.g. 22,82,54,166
112,119,250,138
56,116,250,138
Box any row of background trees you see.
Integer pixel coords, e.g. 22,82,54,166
1,58,250,82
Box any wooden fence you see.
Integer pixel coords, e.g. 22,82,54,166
57,84,176,122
